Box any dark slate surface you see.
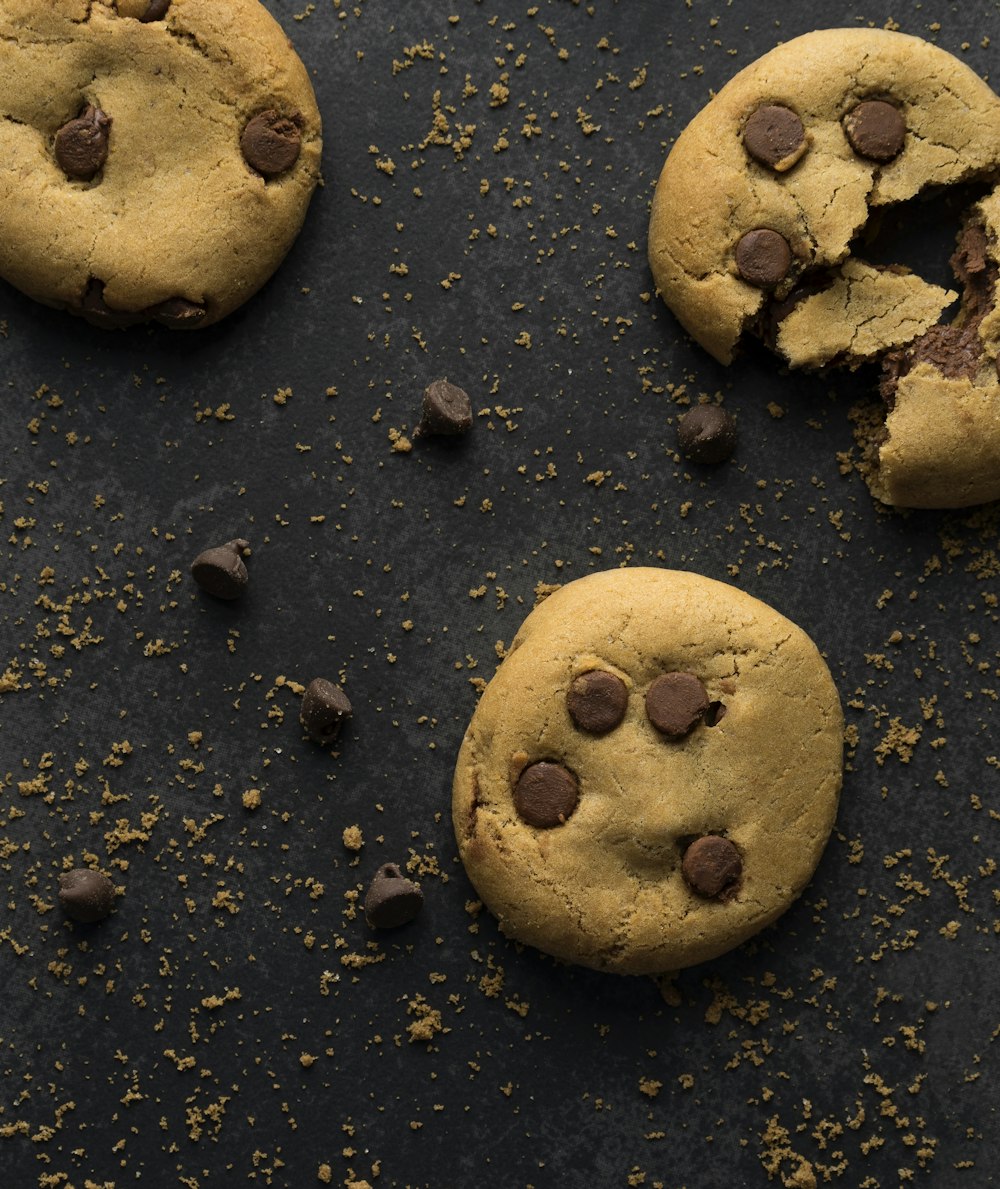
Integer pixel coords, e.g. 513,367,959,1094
1,1,998,1186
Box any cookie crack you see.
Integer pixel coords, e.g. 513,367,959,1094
163,21,235,68
68,1,96,23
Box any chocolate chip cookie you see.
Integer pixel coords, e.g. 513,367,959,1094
0,0,321,328
452,568,844,976
648,28,1000,508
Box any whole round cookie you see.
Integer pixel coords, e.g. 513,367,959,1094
452,568,844,976
648,28,1000,508
0,0,322,328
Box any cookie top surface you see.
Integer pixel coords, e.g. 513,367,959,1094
452,568,844,976
648,28,1000,366
0,0,322,327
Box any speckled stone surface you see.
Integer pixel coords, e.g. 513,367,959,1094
1,2,998,1186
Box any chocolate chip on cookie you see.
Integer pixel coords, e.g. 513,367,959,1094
149,297,207,327
58,868,116,923
682,835,742,899
743,104,808,172
843,99,907,162
365,863,424,928
646,672,709,738
191,539,251,600
241,110,302,176
55,105,111,181
567,670,628,734
141,0,171,19
416,379,474,437
513,762,579,828
79,280,205,329
300,678,353,745
79,278,144,328
677,405,737,464
116,0,171,17
736,229,792,288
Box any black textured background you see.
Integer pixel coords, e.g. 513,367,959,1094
2,2,999,1187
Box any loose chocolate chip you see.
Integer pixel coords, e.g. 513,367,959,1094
646,672,709,738
736,229,792,288
58,868,116,923
241,110,302,177
681,835,742,899
55,105,111,181
566,670,628,734
116,0,170,16
300,678,353,745
677,405,737,465
843,100,906,162
743,105,807,172
365,863,423,928
149,297,207,327
416,379,473,437
513,761,579,828
190,539,250,600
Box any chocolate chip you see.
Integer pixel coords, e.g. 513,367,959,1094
190,539,250,600
116,0,170,17
704,700,728,727
58,868,116,923
364,863,423,928
513,762,579,828
79,278,144,328
566,670,628,734
241,110,302,177
681,835,742,899
78,280,206,329
677,405,737,465
743,105,808,172
843,100,906,162
149,297,207,327
55,105,111,181
646,672,709,738
736,229,792,288
300,678,352,745
416,379,473,437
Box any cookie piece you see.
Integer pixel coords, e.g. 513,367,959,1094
869,211,1000,508
452,569,844,976
648,28,1000,507
776,260,956,370
0,0,322,328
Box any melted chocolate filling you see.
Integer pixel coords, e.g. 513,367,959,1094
880,221,998,406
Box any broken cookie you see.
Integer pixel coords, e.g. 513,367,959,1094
648,28,1000,508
